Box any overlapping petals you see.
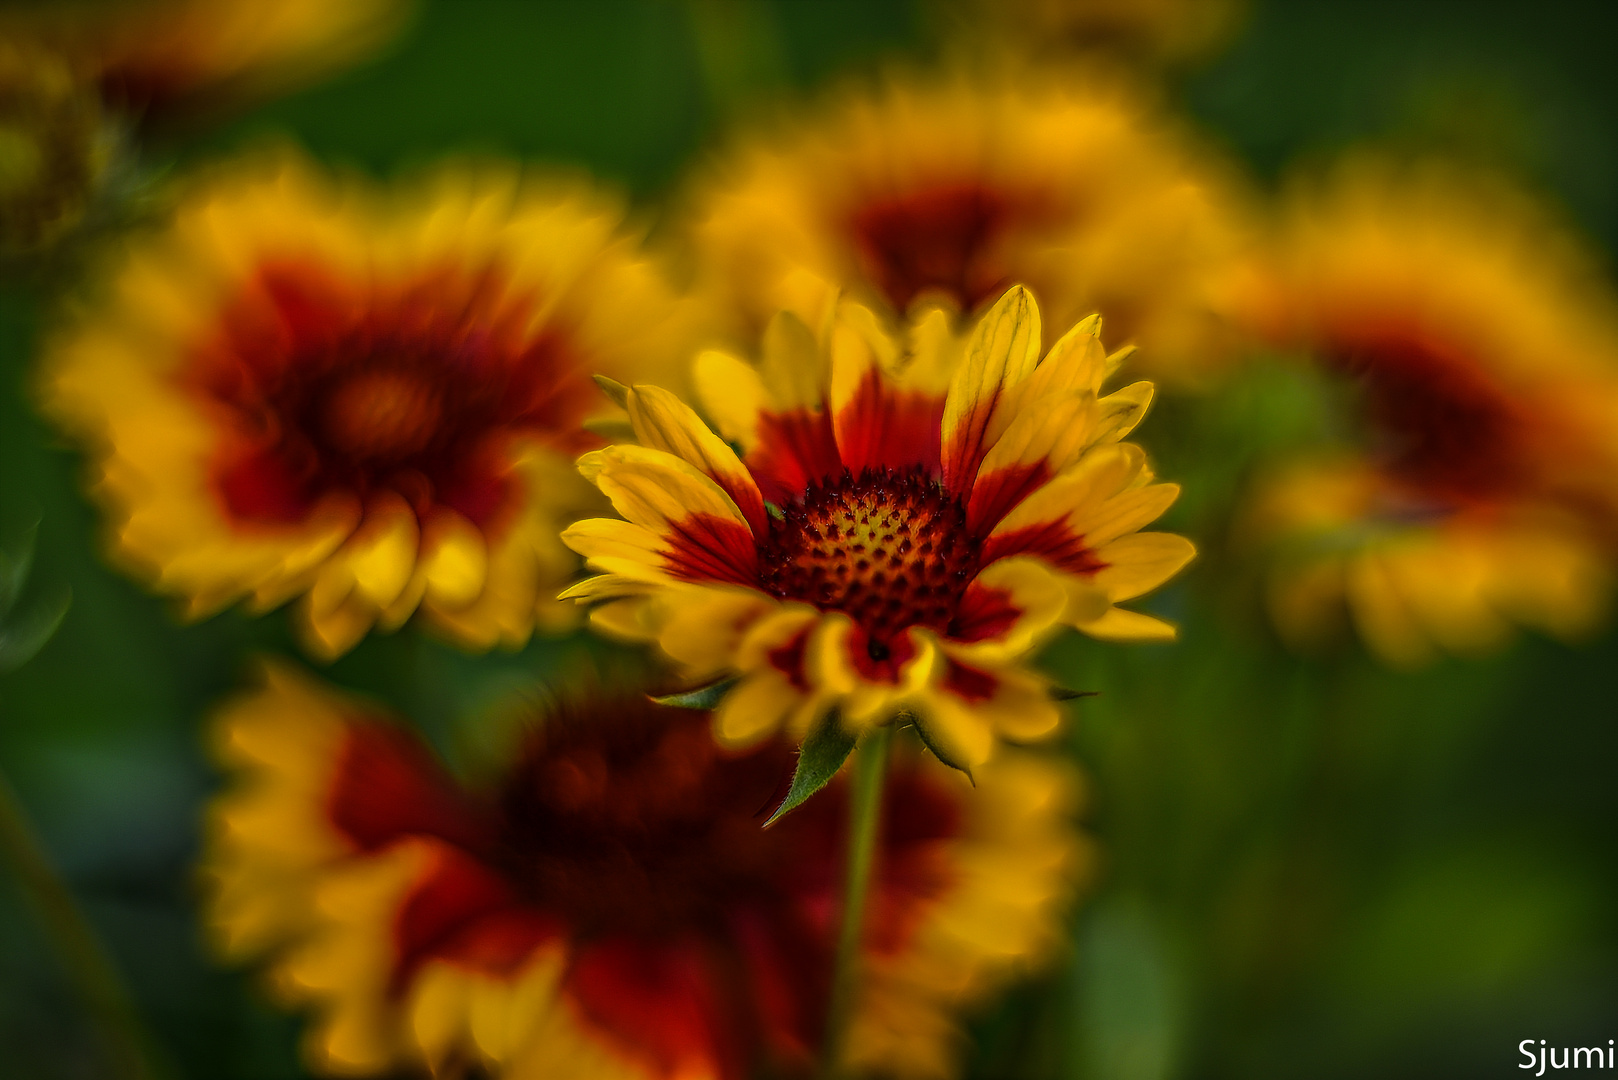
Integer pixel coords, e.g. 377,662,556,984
200,663,1086,1080
1234,157,1618,665
43,147,694,658
563,287,1193,770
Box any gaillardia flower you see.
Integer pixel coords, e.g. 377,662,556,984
1237,158,1618,665
202,663,1084,1079
44,149,690,658
561,287,1194,770
683,69,1252,384
3,0,409,126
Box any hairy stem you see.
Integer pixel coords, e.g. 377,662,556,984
819,722,894,1078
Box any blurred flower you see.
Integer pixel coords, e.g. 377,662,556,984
2,0,410,128
1236,159,1618,665
44,148,692,659
201,662,1085,1080
683,68,1254,385
0,40,112,256
562,287,1193,772
934,0,1246,68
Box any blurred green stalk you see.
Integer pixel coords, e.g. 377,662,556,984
819,722,894,1079
0,766,170,1080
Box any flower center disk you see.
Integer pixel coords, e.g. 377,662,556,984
322,368,443,460
759,467,977,652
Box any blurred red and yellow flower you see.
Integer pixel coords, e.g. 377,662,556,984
1238,159,1618,665
201,663,1084,1080
561,287,1194,771
683,69,1253,385
2,0,410,124
44,149,691,658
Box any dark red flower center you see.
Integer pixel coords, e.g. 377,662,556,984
1330,333,1532,505
846,182,1020,314
758,467,978,658
194,261,600,530
321,368,443,460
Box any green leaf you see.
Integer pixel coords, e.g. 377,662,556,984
764,709,857,827
0,586,70,674
651,676,739,710
1050,687,1100,701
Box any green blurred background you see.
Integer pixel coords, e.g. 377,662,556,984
3,1,1617,1077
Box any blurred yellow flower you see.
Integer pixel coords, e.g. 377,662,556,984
561,287,1193,772
683,68,1253,385
44,148,692,659
1237,158,1618,666
0,39,110,255
3,0,410,124
201,662,1085,1080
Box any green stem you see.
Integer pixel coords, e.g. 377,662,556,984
0,767,167,1080
819,722,894,1079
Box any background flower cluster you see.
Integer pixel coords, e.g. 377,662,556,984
2,1,1617,1079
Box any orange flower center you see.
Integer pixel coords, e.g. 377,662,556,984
759,468,977,656
322,368,442,459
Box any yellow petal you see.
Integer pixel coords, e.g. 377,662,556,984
1079,482,1181,549
714,670,802,747
1093,532,1196,601
1074,606,1178,642
759,308,827,410
346,496,420,610
420,508,488,609
693,349,770,451
950,557,1069,662
1093,381,1155,443
577,444,752,537
989,443,1146,539
625,383,765,532
941,285,1041,487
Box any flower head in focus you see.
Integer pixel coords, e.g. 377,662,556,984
562,287,1194,773
2,0,411,128
0,39,112,257
1236,158,1618,666
683,69,1253,385
201,662,1084,1080
44,148,691,658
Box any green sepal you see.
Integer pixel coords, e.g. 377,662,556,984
905,711,974,784
650,676,739,711
764,709,857,827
